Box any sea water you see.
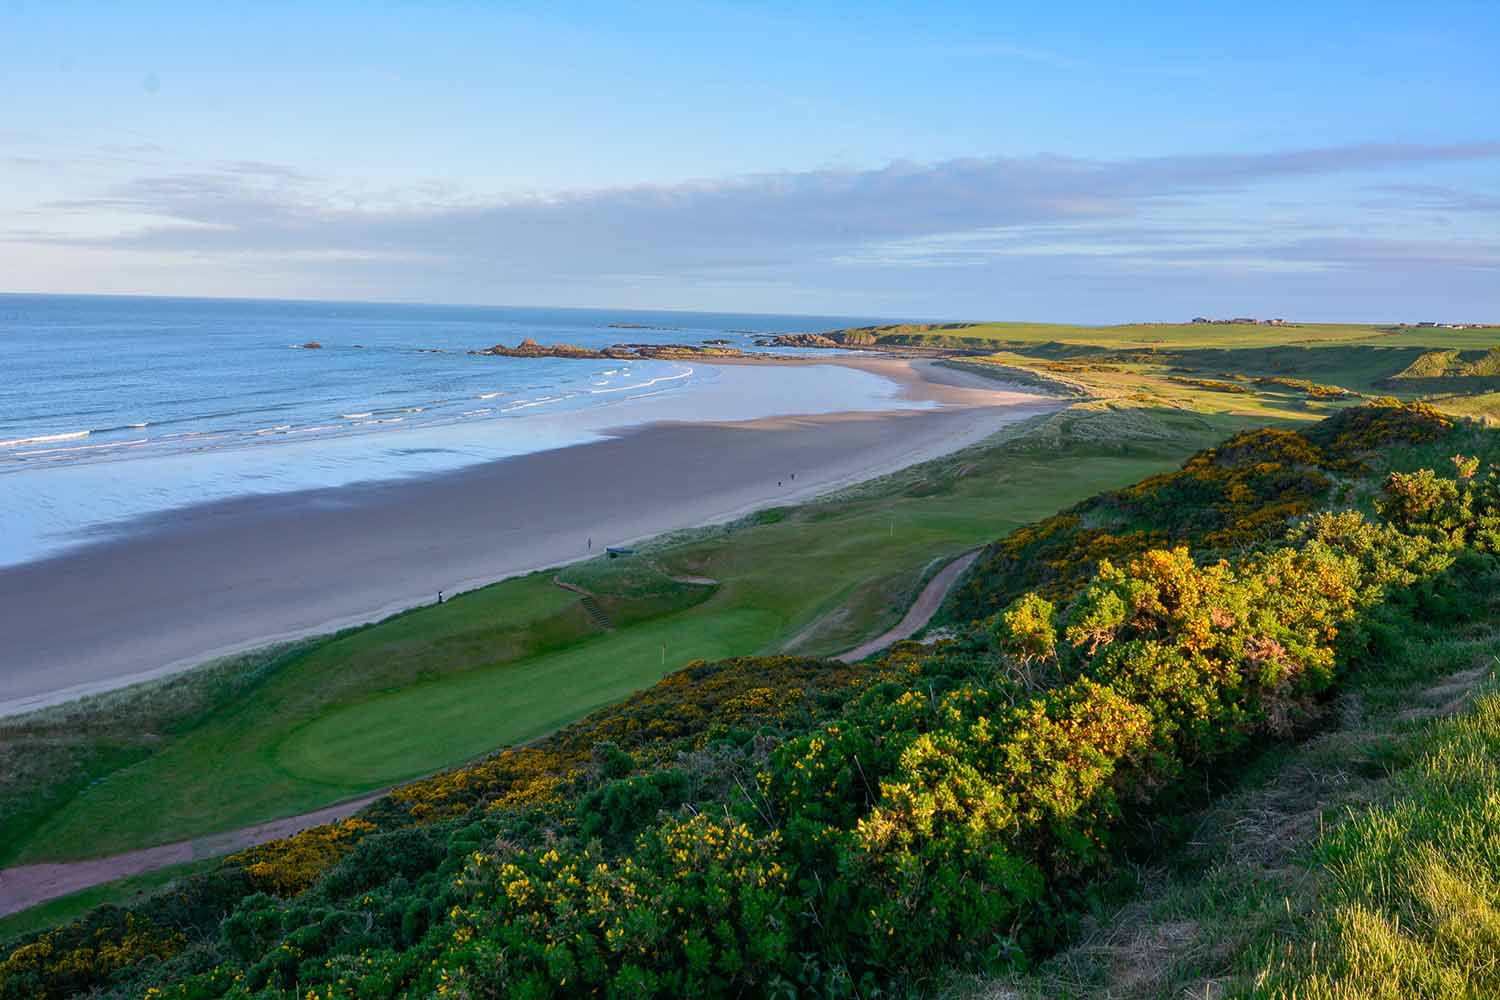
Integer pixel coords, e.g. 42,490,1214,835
0,295,915,566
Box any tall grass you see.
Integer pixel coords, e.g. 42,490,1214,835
1251,688,1500,998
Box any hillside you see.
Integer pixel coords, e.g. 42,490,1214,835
805,320,1500,416
7,399,1500,998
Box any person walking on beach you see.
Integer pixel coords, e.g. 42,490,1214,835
437,590,444,604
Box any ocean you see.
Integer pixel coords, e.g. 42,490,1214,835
0,294,912,566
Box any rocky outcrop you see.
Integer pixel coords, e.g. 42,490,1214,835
754,333,842,349
472,339,762,361
473,337,618,359
752,327,979,355
752,330,885,349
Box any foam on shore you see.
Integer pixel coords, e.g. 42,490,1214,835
0,363,929,568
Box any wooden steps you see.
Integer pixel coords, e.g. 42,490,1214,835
553,576,615,632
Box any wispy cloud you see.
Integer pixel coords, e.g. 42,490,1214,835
10,141,1500,292
1366,183,1500,214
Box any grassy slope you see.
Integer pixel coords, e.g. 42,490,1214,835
856,320,1500,352
4,572,699,862
10,319,1499,869
1250,690,1500,997
857,320,1500,407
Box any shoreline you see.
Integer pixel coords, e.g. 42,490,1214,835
0,358,1058,718
0,356,923,569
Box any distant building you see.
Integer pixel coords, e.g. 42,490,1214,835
1190,315,1294,326
1416,321,1438,328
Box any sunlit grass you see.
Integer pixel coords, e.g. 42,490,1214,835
1249,692,1500,999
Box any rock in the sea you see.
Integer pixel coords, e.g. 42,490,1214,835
474,338,610,359
473,339,756,361
754,333,840,349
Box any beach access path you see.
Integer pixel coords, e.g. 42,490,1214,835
837,548,981,662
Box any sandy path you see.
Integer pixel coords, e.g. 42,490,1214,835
0,358,1055,717
0,792,382,918
837,549,981,662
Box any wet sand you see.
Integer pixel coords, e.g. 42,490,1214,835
0,359,1058,716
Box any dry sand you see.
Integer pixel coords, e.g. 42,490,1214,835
0,359,1057,717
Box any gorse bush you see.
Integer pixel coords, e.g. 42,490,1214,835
5,402,1498,999
230,818,377,897
451,816,793,998
949,402,1455,620
0,911,183,1000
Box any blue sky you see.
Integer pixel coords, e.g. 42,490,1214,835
2,1,1497,321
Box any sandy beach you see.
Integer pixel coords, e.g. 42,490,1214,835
0,358,1058,716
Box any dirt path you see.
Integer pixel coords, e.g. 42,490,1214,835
836,549,981,662
0,792,383,918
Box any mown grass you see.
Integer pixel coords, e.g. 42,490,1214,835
4,572,695,862
0,643,308,867
272,600,762,786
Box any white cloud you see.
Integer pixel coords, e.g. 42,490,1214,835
5,141,1500,317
